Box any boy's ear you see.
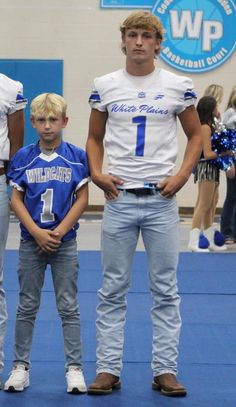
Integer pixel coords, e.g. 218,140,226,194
155,39,161,52
31,117,36,128
62,116,69,128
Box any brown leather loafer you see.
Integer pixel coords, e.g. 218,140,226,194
152,373,187,397
88,373,121,395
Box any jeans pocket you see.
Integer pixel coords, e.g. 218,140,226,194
158,191,175,201
105,190,122,204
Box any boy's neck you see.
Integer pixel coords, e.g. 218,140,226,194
39,139,62,150
126,60,156,76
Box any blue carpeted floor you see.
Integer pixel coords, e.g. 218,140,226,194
1,250,236,406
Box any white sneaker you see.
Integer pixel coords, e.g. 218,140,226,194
66,366,87,394
4,364,29,392
188,228,209,252
204,227,227,251
209,243,227,251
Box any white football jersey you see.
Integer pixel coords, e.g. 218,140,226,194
89,68,196,187
0,73,27,165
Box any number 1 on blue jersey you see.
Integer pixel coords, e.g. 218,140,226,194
41,188,55,222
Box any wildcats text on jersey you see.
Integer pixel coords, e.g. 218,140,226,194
26,166,72,183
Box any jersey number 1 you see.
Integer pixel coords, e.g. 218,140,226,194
40,189,55,222
132,115,146,156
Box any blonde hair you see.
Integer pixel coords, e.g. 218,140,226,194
226,85,236,110
30,93,67,119
120,11,164,56
203,84,224,105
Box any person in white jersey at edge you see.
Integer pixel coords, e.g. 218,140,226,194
86,11,202,397
0,73,27,389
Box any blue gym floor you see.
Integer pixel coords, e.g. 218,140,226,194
1,247,236,407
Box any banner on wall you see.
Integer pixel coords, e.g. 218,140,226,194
100,0,236,74
101,1,152,7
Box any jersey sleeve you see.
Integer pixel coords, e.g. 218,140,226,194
75,149,90,191
176,77,197,115
7,148,29,191
3,75,27,115
13,81,27,112
88,78,107,112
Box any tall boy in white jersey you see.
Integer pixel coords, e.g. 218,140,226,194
86,11,202,397
5,93,89,394
0,73,26,389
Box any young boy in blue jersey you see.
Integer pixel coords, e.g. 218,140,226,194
4,93,89,394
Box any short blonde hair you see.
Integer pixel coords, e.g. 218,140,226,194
226,85,236,110
203,84,224,105
30,93,67,119
120,11,164,56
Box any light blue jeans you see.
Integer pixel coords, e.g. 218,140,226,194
96,190,181,377
13,238,83,369
0,175,9,374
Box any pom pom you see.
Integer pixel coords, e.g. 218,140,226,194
211,129,231,153
211,156,234,171
199,233,209,249
230,128,236,151
214,230,225,246
211,127,236,172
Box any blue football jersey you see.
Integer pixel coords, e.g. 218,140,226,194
7,141,89,241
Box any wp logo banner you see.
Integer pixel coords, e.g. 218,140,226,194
153,0,235,73
101,0,236,73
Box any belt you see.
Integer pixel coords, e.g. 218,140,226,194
120,187,160,196
0,168,5,175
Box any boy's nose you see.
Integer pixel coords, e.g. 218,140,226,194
44,119,51,127
136,35,143,46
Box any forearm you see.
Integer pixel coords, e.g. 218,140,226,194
177,106,202,181
204,151,217,160
11,195,40,237
86,137,104,181
86,109,107,181
54,187,88,238
159,133,202,198
177,134,202,181
8,110,24,158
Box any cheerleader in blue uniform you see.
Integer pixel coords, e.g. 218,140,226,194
188,96,227,251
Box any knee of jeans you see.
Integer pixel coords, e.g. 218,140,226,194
57,304,80,319
98,283,130,302
17,300,40,318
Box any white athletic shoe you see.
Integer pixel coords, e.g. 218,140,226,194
4,364,29,392
188,228,209,252
204,227,227,251
66,366,87,394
